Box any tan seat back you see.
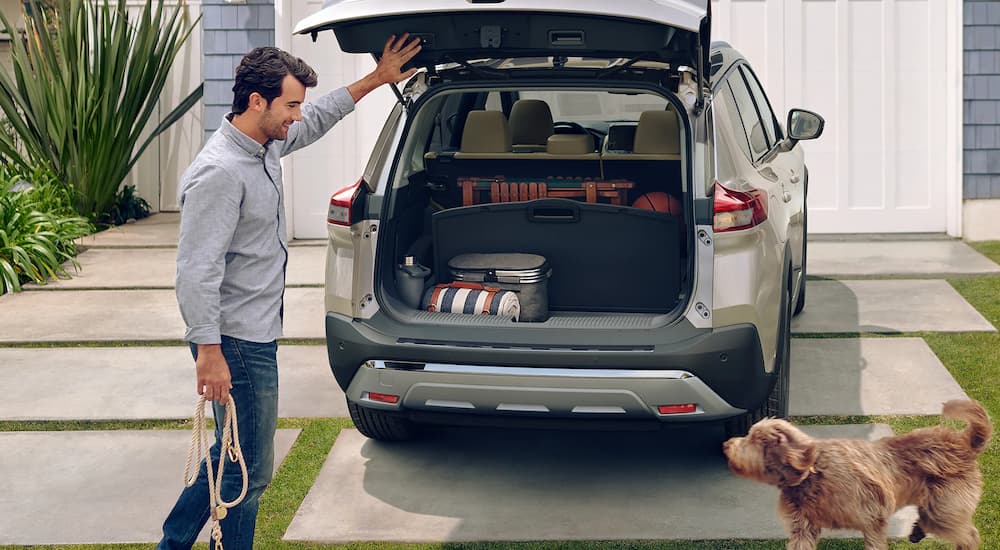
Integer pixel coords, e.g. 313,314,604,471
602,109,681,161
459,110,512,154
633,109,680,155
509,99,554,153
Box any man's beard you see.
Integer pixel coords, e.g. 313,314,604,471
261,111,289,141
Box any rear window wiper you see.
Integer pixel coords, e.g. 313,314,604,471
596,54,655,79
443,55,510,79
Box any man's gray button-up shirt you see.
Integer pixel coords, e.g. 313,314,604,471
176,87,355,344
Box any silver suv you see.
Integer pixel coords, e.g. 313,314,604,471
296,0,824,441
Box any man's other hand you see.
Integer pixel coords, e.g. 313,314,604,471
196,344,232,403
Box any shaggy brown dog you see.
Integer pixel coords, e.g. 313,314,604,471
723,400,991,550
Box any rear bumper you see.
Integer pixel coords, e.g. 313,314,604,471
349,361,744,424
325,312,772,415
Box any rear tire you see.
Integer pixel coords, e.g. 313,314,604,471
348,399,418,441
723,275,792,439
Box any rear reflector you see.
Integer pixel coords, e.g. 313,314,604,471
366,392,400,404
658,403,697,415
327,179,363,226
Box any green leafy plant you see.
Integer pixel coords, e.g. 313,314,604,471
102,184,151,227
0,165,93,294
0,0,203,220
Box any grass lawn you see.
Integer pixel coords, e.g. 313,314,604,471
1,242,998,550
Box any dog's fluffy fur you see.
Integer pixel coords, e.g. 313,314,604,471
723,400,992,550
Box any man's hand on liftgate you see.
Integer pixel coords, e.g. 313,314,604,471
376,33,422,84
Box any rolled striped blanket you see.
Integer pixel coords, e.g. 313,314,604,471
421,282,521,321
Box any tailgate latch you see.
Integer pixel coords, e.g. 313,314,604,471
480,25,502,48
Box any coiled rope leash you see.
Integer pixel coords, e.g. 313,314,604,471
184,395,248,550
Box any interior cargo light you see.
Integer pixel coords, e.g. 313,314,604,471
713,181,768,232
327,179,363,227
658,403,697,415
366,392,400,404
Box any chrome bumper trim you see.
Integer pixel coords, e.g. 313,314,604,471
374,360,693,380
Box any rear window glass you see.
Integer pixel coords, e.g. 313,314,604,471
424,88,672,155
519,90,668,123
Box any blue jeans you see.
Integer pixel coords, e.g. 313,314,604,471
158,336,279,550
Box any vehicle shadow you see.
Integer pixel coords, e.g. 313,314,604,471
791,277,875,421
355,423,788,541
330,279,898,543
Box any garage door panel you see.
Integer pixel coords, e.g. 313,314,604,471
282,0,958,237
714,0,954,233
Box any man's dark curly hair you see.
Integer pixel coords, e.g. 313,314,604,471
231,47,318,114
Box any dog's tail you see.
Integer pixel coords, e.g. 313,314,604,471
943,399,992,454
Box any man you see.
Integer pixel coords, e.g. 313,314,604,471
158,35,421,549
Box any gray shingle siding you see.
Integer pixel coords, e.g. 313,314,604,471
202,0,275,143
965,0,1000,199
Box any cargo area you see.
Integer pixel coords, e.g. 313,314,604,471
374,86,693,327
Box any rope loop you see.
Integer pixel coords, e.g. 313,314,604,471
183,395,248,550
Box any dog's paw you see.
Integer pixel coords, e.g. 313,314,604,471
908,521,926,543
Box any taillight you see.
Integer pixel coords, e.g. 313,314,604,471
327,179,363,226
713,182,768,232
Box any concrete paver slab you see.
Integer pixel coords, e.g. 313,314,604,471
790,338,968,416
0,346,345,420
0,288,325,342
24,246,325,290
809,240,1000,277
792,280,996,334
74,213,323,250
76,213,180,248
285,425,916,543
0,429,299,545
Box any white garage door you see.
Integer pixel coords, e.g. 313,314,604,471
278,1,396,240
712,0,962,234
279,1,963,238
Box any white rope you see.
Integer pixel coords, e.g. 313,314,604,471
184,395,248,550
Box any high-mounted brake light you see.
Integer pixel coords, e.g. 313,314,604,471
327,179,363,227
713,182,768,232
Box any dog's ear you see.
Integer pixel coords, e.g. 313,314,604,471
766,423,817,487
783,442,817,480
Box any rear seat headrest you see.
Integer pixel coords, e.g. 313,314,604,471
546,134,594,155
510,99,554,149
460,110,512,153
633,110,680,155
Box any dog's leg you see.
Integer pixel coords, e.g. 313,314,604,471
918,480,982,549
860,518,889,550
956,527,981,550
785,517,820,550
933,524,981,550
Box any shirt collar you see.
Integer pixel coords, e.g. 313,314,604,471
220,114,270,159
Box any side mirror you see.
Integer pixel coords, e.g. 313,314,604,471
787,109,824,141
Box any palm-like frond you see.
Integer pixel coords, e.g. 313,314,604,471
0,0,203,219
